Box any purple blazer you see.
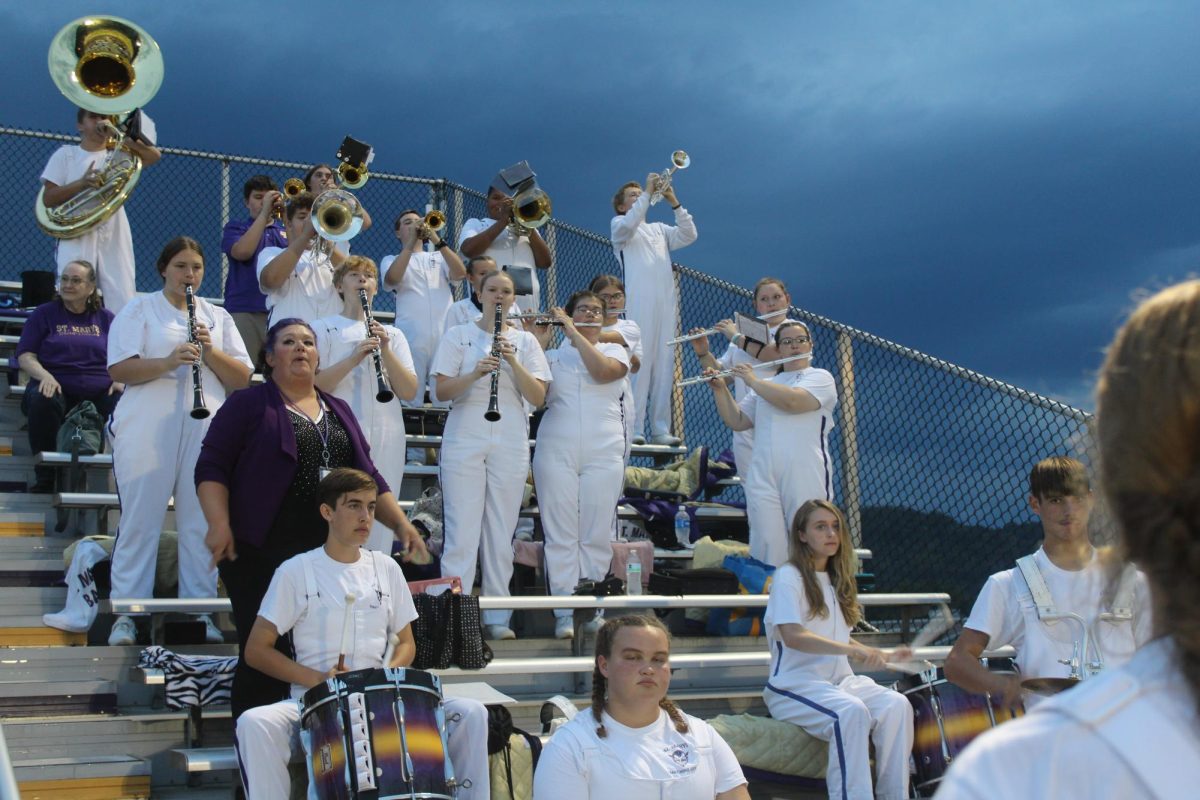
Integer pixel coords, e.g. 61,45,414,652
194,381,390,549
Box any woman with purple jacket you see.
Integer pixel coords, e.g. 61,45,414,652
195,318,428,719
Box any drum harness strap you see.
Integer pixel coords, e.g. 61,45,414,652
1015,555,1137,678
298,549,390,625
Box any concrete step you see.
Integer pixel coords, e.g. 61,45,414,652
13,754,151,800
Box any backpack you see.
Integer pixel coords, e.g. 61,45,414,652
56,400,105,457
486,704,541,800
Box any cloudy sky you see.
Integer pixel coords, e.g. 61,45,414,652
4,1,1198,409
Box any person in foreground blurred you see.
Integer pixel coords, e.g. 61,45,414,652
534,614,749,799
938,280,1200,798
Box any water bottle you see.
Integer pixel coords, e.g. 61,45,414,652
674,506,692,549
626,550,643,595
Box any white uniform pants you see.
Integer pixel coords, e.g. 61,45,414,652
532,448,623,619
236,696,490,800
745,457,828,568
439,421,528,627
626,288,677,439
55,225,136,314
109,418,215,601
765,675,913,800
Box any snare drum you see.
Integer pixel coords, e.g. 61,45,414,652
301,667,456,799
898,658,1024,797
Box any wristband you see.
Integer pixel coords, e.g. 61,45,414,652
434,240,450,249
671,203,682,210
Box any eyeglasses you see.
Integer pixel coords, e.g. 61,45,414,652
778,336,811,346
575,307,605,318
59,276,89,286
597,292,625,301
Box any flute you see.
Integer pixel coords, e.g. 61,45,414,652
184,286,210,419
484,303,503,422
676,353,813,387
358,288,395,403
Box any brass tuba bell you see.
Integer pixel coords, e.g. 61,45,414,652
36,16,163,238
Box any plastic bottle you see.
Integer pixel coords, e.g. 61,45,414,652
626,550,643,595
675,506,692,549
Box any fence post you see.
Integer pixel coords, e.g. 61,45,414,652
219,159,230,293
837,329,863,548
672,265,685,440
544,223,558,307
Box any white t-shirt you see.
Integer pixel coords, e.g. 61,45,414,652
458,218,540,312
765,563,855,686
444,296,522,331
256,246,341,325
936,638,1198,800
964,547,1152,701
258,547,418,698
534,708,746,799
381,250,459,344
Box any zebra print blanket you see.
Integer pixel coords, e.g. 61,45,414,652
139,645,237,709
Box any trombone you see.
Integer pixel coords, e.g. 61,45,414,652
676,353,813,387
649,149,689,206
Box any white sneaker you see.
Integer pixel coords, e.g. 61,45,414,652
554,618,574,640
197,614,223,644
108,615,137,646
579,613,604,637
484,624,517,641
651,434,682,446
632,435,646,445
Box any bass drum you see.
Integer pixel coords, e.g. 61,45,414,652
301,667,456,799
898,658,1024,797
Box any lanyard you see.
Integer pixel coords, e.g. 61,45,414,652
286,397,332,467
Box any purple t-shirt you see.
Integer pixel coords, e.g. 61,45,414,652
17,300,115,397
221,216,288,313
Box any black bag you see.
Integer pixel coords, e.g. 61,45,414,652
403,407,449,437
56,400,104,456
21,270,56,308
411,592,493,670
648,567,740,596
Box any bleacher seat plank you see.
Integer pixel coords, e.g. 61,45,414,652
16,775,151,800
0,626,85,646
0,514,47,536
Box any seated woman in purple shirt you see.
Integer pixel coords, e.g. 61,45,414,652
17,260,121,492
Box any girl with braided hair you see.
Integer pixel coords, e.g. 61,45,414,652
939,281,1200,798
763,500,914,800
533,614,749,799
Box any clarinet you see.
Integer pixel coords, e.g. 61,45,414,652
184,286,210,420
358,288,395,403
484,302,503,422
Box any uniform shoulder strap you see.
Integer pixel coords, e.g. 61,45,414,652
297,551,320,624
1016,554,1057,619
1102,564,1136,622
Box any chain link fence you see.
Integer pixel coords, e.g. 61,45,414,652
0,126,1097,615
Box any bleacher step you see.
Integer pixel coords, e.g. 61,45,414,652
13,754,151,800
0,678,117,716
0,512,47,536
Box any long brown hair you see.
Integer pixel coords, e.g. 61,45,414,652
590,615,688,739
787,499,862,626
1096,279,1200,712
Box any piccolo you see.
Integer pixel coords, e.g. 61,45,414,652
184,286,210,419
359,288,394,403
676,353,813,387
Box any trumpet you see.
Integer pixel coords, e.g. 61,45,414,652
338,161,368,190
649,149,689,206
676,353,813,387
418,209,446,241
283,177,306,199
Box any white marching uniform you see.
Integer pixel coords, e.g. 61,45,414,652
532,341,629,618
107,292,252,602
610,192,697,439
937,638,1198,800
458,220,542,313
534,707,746,799
382,249,459,404
41,145,138,313
963,546,1152,708
445,297,523,336
431,322,551,627
603,318,643,459
313,314,416,552
236,547,490,800
739,367,837,566
717,318,791,476
763,564,913,800
256,246,341,326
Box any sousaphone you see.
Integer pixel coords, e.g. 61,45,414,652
35,16,163,238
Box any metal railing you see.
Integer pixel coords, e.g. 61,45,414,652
0,125,1098,614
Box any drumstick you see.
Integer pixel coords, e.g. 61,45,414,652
336,594,356,672
383,632,401,667
885,603,955,673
